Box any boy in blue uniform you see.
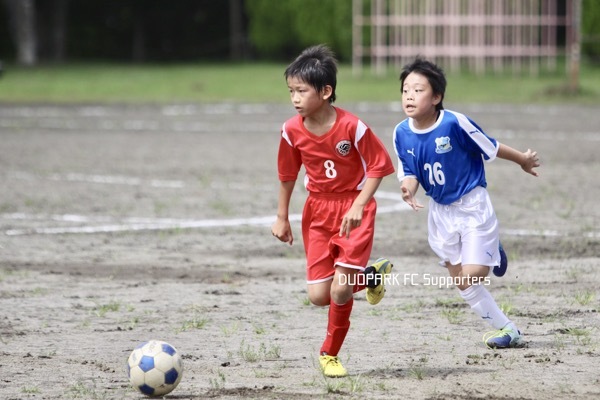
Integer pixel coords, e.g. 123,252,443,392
392,57,540,348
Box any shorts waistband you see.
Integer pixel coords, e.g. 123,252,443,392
308,191,360,200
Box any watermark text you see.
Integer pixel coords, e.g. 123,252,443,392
338,273,491,288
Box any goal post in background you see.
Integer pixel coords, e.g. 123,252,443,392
352,0,581,89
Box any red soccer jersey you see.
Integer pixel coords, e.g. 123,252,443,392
277,107,394,192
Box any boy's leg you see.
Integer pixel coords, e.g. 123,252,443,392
320,298,353,357
461,283,522,348
450,264,522,348
307,280,332,307
318,267,357,377
319,298,352,378
306,280,350,377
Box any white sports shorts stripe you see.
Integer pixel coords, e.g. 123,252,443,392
428,186,500,267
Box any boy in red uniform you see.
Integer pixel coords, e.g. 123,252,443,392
271,45,395,377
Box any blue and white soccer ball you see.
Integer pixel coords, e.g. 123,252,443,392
127,340,183,396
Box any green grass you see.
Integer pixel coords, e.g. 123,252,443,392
0,61,599,104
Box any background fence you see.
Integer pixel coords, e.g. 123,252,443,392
353,0,580,77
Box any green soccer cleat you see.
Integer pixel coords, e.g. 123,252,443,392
483,325,523,349
364,258,393,305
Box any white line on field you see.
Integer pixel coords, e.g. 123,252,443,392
10,171,185,188
3,191,598,238
50,173,186,188
10,171,273,190
4,216,280,236
2,191,409,236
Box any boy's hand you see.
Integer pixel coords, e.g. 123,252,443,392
339,204,364,239
401,186,424,211
271,217,293,245
522,149,540,177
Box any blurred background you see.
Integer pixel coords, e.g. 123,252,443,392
3,0,599,65
0,0,599,103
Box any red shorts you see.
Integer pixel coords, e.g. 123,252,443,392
301,191,377,284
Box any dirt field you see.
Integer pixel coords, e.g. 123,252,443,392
0,101,599,400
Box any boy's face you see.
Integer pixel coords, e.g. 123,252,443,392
401,72,441,119
286,76,331,117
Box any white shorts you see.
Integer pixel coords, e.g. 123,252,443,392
428,186,500,267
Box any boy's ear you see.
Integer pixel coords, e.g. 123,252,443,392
322,85,333,101
432,92,442,106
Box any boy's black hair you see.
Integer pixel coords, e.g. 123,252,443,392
399,57,446,111
285,44,337,103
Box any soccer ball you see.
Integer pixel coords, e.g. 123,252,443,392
127,340,183,396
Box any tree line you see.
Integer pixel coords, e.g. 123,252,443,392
1,0,238,65
1,0,598,67
0,0,353,66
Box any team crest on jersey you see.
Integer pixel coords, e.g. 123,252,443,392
336,140,352,156
435,136,452,154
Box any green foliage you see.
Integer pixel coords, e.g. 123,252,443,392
291,0,352,60
582,0,600,62
245,0,352,61
245,0,294,58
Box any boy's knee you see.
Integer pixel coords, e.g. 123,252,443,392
308,292,329,307
467,266,491,280
456,268,491,290
330,285,353,305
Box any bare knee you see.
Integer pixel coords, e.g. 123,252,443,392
330,284,353,305
307,283,331,306
308,292,330,307
448,264,490,291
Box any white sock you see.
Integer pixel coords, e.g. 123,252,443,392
460,285,511,330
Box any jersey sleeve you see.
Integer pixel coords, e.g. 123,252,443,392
355,121,395,178
397,158,417,183
277,122,303,182
392,122,417,182
454,113,499,162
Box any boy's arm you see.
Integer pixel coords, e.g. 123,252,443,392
400,177,424,211
271,180,296,245
339,177,382,238
497,143,540,177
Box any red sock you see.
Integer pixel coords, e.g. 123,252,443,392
346,268,366,293
353,274,366,293
353,283,366,293
320,297,353,356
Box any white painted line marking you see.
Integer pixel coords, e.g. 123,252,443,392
1,191,409,236
9,171,276,190
10,171,185,188
3,215,295,236
2,191,596,238
49,173,185,188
